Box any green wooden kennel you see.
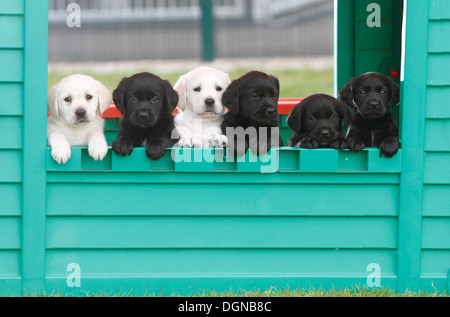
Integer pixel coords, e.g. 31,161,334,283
0,0,449,296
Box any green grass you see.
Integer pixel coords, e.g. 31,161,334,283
48,64,334,99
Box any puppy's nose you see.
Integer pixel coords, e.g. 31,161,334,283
266,107,276,115
369,101,380,108
204,98,215,107
138,111,150,119
320,129,330,137
75,109,86,117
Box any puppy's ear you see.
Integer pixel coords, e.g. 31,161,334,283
47,83,60,117
335,99,352,129
174,75,187,111
222,78,240,113
113,77,127,115
270,74,280,96
286,102,303,133
388,78,400,107
164,80,179,113
96,80,113,115
338,78,355,110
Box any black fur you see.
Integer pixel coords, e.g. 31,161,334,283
338,72,400,157
112,72,179,160
287,93,351,149
221,71,283,157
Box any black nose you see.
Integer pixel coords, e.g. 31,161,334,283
205,98,215,107
320,129,330,137
138,112,149,119
75,109,86,117
369,101,380,108
266,107,276,115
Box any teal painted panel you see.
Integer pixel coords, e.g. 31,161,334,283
0,150,22,182
0,15,24,48
0,184,21,216
0,49,23,82
425,119,450,151
356,21,393,50
0,251,21,276
423,152,450,184
45,249,396,276
0,217,21,249
421,250,450,275
0,83,23,116
423,185,450,216
0,117,22,149
46,183,399,216
426,87,450,119
429,0,450,20
427,54,450,85
428,21,450,53
46,216,397,249
421,218,450,249
0,0,24,14
355,50,393,75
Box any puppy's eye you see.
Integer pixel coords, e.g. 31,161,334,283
358,89,366,95
151,96,159,104
129,95,137,102
216,86,222,92
273,92,279,98
330,114,337,120
251,93,260,100
380,89,387,95
309,115,315,121
64,97,71,103
86,94,93,101
193,87,201,92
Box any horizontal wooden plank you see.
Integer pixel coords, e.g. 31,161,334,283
0,116,22,149
45,249,396,276
421,250,450,275
0,251,21,276
0,49,23,82
0,15,23,48
0,150,22,182
427,54,450,86
429,21,450,53
0,217,21,249
429,0,450,20
0,184,21,216
426,87,450,119
421,218,450,249
424,119,450,151
46,183,399,216
423,152,450,184
46,216,398,249
423,185,450,216
0,0,24,14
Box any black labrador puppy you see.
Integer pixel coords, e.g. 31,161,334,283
338,72,400,157
287,93,351,149
112,72,179,160
221,71,283,157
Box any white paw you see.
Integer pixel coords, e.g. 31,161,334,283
88,141,108,161
208,134,228,148
51,145,71,164
177,137,201,148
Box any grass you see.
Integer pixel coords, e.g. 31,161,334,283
47,60,334,99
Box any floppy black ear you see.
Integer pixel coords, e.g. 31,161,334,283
335,99,352,129
163,80,179,113
389,78,400,107
286,102,303,134
270,74,280,95
222,78,241,113
338,78,355,110
113,77,128,115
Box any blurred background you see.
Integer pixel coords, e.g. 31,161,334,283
48,0,335,98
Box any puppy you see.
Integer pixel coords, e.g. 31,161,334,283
111,72,179,161
47,74,112,164
174,67,231,148
287,93,351,149
338,72,400,157
221,71,283,157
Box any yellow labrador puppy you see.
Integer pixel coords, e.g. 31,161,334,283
174,67,231,148
47,74,112,164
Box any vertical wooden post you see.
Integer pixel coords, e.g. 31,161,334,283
200,0,215,61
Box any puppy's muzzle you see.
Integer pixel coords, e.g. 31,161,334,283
204,98,215,108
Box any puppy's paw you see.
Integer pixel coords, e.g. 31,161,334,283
177,137,197,148
380,138,399,158
330,138,348,150
299,137,319,149
208,134,228,148
347,138,366,153
88,141,108,161
51,145,71,165
112,139,135,156
146,144,167,161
